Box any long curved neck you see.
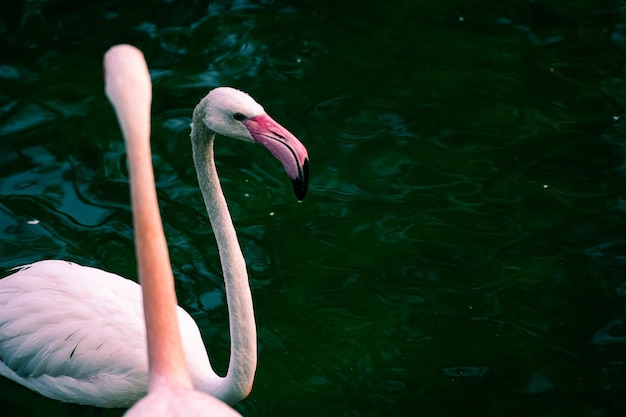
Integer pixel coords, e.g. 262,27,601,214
128,123,193,393
106,45,193,393
190,119,257,403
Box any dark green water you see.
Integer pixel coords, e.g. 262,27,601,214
1,1,626,416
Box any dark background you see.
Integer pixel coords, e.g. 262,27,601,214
1,1,626,416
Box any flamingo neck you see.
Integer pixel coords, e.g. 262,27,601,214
190,119,257,403
117,87,193,393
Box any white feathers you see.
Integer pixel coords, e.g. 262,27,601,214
0,260,212,408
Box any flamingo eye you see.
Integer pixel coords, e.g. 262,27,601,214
233,112,246,121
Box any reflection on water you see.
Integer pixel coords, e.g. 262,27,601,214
1,0,626,416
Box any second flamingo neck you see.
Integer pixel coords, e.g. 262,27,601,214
127,133,193,392
190,124,257,402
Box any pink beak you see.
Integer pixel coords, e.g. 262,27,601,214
242,114,309,201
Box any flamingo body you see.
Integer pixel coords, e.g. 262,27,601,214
0,260,211,408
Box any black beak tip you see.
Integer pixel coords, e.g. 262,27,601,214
292,158,309,202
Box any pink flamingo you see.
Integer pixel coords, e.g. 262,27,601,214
0,43,308,412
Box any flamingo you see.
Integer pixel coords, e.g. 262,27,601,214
0,44,309,410
105,44,239,417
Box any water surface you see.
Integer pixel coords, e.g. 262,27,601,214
1,1,626,416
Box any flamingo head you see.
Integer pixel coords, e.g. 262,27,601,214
193,87,309,201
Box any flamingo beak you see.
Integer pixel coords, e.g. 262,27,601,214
242,114,309,201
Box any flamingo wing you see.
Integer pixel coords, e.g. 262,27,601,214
0,260,149,407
